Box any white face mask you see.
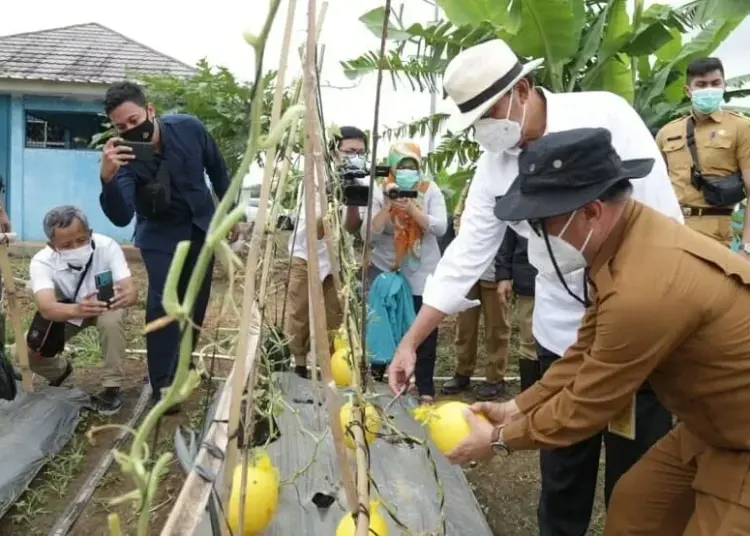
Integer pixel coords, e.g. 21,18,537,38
344,154,366,170
59,243,93,268
527,211,593,276
473,89,527,154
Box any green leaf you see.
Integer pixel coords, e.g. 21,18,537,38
505,0,588,65
654,27,683,63
359,7,412,41
506,0,524,34
581,0,633,102
639,18,745,111
436,0,511,27
623,22,674,56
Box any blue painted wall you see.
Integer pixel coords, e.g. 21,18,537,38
2,93,134,242
0,95,9,208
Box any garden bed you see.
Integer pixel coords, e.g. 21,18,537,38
0,251,606,536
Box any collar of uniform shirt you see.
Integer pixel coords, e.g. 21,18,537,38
588,199,638,278
691,109,724,124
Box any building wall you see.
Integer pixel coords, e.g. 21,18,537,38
0,95,9,208
4,93,135,242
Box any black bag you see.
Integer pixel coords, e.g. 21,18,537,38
686,118,746,206
26,249,94,358
0,350,17,401
135,156,172,220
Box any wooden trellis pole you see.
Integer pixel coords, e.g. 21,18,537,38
0,233,32,392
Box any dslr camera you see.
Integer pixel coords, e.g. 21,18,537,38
385,186,418,200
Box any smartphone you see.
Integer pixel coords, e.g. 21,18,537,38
94,270,115,304
114,140,154,161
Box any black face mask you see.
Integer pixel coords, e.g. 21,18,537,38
121,116,155,142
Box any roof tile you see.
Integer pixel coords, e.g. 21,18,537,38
0,22,196,83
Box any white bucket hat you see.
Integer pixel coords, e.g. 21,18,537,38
443,39,544,133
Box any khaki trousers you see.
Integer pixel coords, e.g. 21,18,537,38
515,295,536,362
685,215,733,247
29,309,126,388
285,257,343,366
605,424,750,535
454,281,510,383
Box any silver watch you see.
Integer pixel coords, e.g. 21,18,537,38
743,243,750,254
490,426,512,456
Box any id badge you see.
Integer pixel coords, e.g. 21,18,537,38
608,394,636,440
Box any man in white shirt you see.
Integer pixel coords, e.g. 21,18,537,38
285,126,367,378
387,39,683,535
28,205,137,414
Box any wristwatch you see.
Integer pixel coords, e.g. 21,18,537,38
490,425,512,456
742,243,750,254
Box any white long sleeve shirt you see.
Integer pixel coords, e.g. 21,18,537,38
422,89,684,356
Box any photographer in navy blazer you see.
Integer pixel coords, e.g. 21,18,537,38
98,81,233,413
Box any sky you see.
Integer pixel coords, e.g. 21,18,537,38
2,0,749,181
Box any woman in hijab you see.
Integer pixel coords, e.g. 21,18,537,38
362,141,448,401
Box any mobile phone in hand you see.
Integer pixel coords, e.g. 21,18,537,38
114,140,154,161
94,270,115,305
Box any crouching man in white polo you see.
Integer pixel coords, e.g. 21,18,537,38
28,205,137,414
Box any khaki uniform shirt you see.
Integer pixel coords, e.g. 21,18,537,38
503,200,750,506
655,109,750,208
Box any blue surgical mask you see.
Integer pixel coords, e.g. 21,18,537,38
691,88,724,115
395,169,420,189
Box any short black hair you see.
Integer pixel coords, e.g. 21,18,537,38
104,81,148,115
686,57,725,83
598,179,633,203
329,126,368,152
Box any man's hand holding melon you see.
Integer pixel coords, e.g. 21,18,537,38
444,400,520,465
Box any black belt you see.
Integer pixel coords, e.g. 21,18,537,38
681,206,734,217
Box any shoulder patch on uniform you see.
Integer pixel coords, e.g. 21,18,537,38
666,115,687,126
725,110,750,121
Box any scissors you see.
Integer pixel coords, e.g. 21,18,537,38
383,372,415,413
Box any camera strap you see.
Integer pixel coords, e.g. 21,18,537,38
68,242,95,303
686,118,703,180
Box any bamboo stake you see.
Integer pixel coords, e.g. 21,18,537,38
0,233,32,392
300,30,371,535
159,307,262,536
303,0,357,511
235,1,297,534
220,0,283,508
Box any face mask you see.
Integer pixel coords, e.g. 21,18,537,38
527,211,592,276
473,89,527,153
691,88,724,115
58,243,93,268
344,154,366,170
121,115,155,142
395,169,420,189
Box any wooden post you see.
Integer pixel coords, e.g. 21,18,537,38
303,0,358,511
0,234,32,392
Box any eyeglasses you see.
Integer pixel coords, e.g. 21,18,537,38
340,149,366,156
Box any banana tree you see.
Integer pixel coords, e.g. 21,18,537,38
344,0,750,126
342,0,749,208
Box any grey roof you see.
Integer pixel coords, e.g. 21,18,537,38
0,22,196,84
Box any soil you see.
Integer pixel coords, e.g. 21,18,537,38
0,249,606,536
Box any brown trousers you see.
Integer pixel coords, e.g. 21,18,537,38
28,309,126,388
605,424,750,535
455,283,536,382
685,215,733,246
285,257,343,366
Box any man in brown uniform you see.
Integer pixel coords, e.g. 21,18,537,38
445,127,750,535
656,57,750,253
